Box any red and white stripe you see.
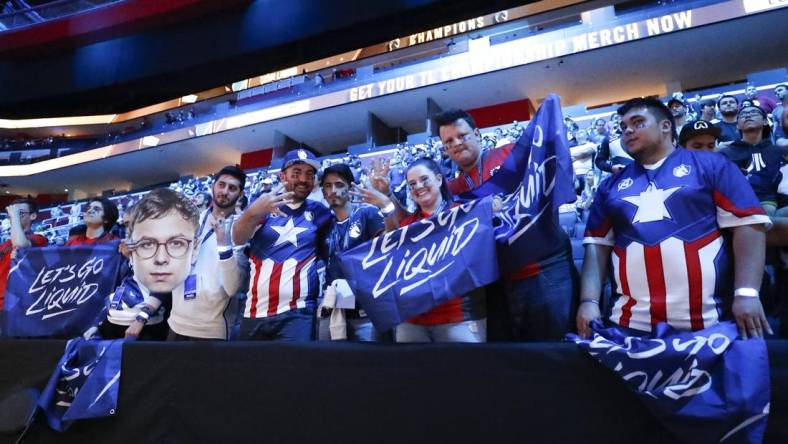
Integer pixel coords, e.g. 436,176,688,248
245,254,315,318
610,232,723,332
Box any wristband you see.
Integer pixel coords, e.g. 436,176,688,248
734,288,759,298
218,246,234,260
580,299,599,305
135,311,150,324
381,202,396,217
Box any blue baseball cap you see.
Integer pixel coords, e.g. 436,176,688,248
282,149,320,172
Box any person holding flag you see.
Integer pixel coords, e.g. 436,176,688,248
0,198,47,334
573,97,773,444
577,97,772,338
378,157,487,342
434,103,578,341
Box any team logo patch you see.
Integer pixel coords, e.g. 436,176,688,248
673,164,691,178
298,149,308,160
693,120,710,130
349,222,361,239
617,178,633,191
304,211,313,221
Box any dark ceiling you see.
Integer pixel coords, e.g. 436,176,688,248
0,0,540,118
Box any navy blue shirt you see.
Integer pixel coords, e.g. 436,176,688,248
325,204,385,285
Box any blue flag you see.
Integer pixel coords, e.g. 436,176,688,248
339,198,499,331
484,94,576,271
568,321,769,444
38,338,123,431
3,242,122,338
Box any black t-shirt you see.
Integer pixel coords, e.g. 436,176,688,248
719,139,784,205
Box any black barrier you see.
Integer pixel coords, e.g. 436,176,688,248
0,340,786,443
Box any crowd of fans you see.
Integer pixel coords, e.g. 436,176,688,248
0,82,787,344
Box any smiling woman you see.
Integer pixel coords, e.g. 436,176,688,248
387,157,487,344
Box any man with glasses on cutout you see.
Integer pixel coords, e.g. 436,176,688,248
233,149,332,341
167,165,250,341
87,188,200,340
0,198,47,334
434,109,577,341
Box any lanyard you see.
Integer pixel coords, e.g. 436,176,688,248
197,210,215,248
462,151,485,190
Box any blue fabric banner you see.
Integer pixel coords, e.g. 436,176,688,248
3,242,122,338
568,321,770,444
339,198,499,332
38,338,123,432
485,94,576,270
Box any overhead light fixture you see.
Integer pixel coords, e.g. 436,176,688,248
181,94,198,104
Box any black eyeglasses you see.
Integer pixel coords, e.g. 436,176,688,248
129,237,193,259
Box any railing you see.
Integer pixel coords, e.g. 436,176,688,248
0,0,123,32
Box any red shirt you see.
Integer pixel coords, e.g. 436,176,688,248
0,233,48,310
447,143,560,280
447,143,514,195
399,208,486,326
65,232,119,246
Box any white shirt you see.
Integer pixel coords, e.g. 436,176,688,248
168,209,249,339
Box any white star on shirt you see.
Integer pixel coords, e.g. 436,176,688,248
272,219,308,247
622,184,680,223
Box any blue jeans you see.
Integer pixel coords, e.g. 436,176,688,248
395,319,486,343
317,315,383,342
504,248,578,341
240,308,315,341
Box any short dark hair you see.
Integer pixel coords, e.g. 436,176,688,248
90,198,119,232
434,109,477,130
617,97,677,142
11,198,37,213
129,188,200,237
717,95,738,107
699,99,715,109
214,165,246,191
320,164,355,187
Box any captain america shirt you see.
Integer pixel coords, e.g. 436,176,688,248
584,149,770,332
245,200,332,319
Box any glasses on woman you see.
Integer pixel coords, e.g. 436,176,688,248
130,237,193,259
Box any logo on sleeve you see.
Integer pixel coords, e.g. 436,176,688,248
673,164,691,178
617,178,633,191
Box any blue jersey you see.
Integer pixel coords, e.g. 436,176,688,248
325,204,385,285
584,149,769,332
245,200,332,318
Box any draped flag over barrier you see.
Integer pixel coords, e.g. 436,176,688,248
568,321,770,444
3,242,122,338
38,338,124,432
340,198,499,332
